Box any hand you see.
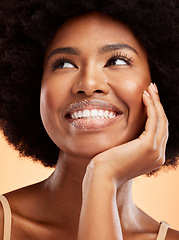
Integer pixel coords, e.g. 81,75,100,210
85,83,169,188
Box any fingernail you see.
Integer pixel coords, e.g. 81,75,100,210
153,83,158,93
143,90,150,97
150,83,158,93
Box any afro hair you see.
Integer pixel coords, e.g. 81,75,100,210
0,0,178,171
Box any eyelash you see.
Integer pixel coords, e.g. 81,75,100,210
50,52,133,71
105,52,133,67
51,56,77,71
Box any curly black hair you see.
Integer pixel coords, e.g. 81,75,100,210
0,0,178,171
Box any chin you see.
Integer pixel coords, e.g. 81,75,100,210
60,134,130,160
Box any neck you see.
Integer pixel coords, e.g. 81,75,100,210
43,152,137,234
43,152,89,232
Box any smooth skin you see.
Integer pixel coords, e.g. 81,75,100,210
1,12,179,240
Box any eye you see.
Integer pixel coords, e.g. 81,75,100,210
58,62,74,69
104,52,133,67
108,58,127,66
51,57,78,71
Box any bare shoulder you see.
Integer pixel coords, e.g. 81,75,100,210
167,228,179,240
1,181,47,239
4,180,44,214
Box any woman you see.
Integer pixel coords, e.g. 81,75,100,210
0,0,178,239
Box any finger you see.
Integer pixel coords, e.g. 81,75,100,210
140,90,158,141
148,83,169,165
148,83,169,144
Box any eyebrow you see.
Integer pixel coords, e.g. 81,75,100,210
98,43,138,55
47,47,80,61
47,43,138,61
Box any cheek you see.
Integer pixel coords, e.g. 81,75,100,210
110,66,151,106
126,79,150,136
40,76,69,139
40,82,60,124
122,80,144,114
40,86,58,144
40,73,72,114
41,76,66,108
110,70,151,137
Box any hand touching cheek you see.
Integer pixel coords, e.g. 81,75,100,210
84,83,168,188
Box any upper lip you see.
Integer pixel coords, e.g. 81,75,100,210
65,99,123,116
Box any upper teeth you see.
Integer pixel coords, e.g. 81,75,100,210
70,109,116,119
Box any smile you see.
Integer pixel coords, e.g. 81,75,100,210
70,109,116,119
65,99,123,130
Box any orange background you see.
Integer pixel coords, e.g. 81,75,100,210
0,133,179,230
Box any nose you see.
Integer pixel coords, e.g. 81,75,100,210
71,63,110,96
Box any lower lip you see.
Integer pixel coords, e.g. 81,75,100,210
66,115,123,130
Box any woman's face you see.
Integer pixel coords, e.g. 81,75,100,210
40,12,151,159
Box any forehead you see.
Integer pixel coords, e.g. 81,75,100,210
46,12,146,58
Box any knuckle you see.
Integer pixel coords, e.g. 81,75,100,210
145,140,163,162
162,114,168,124
148,149,159,161
156,155,165,167
163,117,169,134
165,117,169,127
156,95,161,101
153,149,161,161
152,147,166,167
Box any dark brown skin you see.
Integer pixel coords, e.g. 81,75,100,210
0,13,179,240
